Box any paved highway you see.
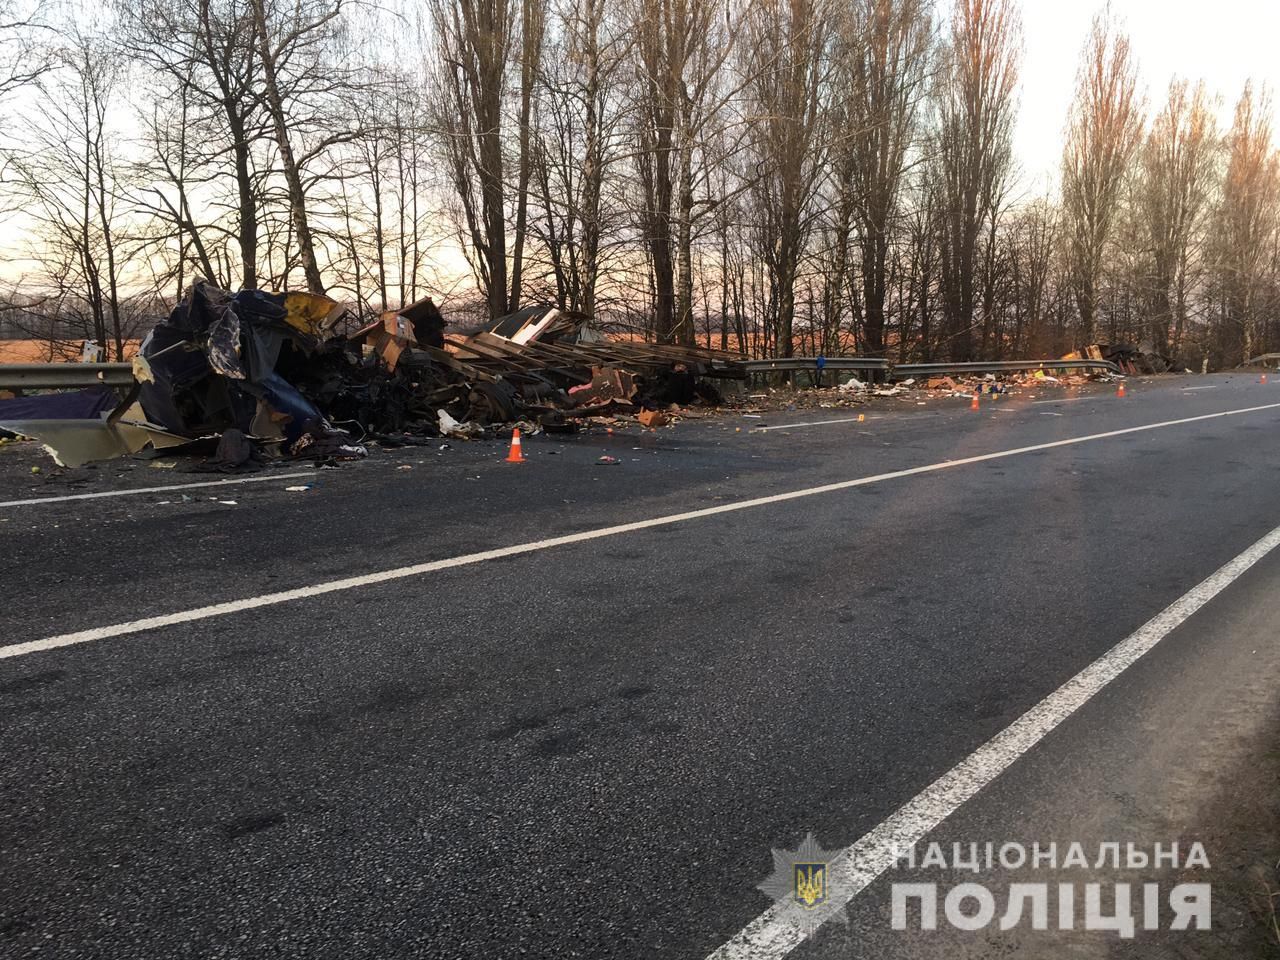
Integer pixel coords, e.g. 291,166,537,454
2,374,1278,958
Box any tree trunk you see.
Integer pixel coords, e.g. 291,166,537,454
252,0,324,294
863,233,887,354
226,111,258,289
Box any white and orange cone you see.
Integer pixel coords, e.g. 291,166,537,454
505,428,526,463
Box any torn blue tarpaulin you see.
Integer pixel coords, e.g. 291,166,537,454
0,387,120,423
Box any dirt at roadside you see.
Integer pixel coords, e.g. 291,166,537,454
1176,700,1280,958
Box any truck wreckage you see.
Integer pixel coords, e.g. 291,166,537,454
0,283,740,467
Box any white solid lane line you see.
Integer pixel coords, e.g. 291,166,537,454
706,519,1280,960
1182,385,1218,391
0,472,318,509
1030,395,1097,404
3,401,1279,662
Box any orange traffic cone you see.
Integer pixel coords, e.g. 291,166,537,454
505,428,526,463
970,392,980,411
1262,374,1268,385
1117,382,1126,398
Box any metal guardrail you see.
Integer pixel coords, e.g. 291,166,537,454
0,355,1120,392
891,359,1122,379
732,356,1122,379
0,362,135,389
1246,353,1280,365
736,357,891,373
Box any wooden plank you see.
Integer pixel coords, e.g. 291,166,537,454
459,335,544,371
416,346,498,382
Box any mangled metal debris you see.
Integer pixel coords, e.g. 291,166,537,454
0,415,187,468
1060,343,1170,375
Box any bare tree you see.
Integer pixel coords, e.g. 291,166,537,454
0,0,51,111
901,175,939,358
933,0,1020,361
509,0,546,309
1214,82,1279,363
10,33,137,358
742,0,831,358
1004,197,1059,355
834,0,932,355
133,78,223,294
1138,79,1217,356
1061,12,1144,345
119,0,270,289
629,0,734,344
249,0,350,294
430,0,546,319
528,0,629,315
10,0,1280,373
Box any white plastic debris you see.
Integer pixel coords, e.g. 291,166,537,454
437,408,483,439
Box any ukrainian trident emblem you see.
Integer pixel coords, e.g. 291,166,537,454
757,832,849,935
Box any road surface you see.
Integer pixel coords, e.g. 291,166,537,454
2,374,1278,958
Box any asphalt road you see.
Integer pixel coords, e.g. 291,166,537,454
2,374,1279,958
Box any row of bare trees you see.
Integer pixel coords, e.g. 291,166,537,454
1,0,1279,367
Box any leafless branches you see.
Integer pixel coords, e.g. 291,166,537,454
2,0,1280,369
1062,11,1144,343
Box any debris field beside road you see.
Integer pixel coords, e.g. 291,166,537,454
0,282,1151,479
